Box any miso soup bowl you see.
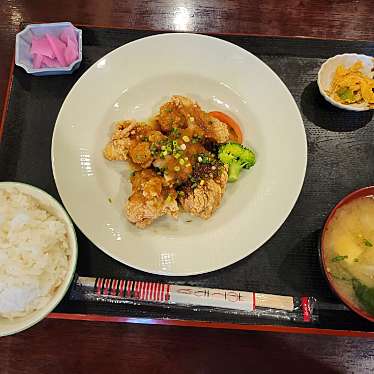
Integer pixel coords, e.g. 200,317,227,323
320,186,374,322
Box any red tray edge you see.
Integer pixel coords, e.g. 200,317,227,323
0,50,14,140
48,312,374,338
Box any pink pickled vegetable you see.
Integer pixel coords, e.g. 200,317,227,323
41,56,63,68
45,34,67,66
64,37,78,66
60,25,78,48
30,36,55,59
32,53,43,69
30,26,79,69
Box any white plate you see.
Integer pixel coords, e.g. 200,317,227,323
52,33,307,276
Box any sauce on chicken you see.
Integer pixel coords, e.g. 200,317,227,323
103,95,230,228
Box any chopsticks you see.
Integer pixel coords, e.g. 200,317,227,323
70,275,319,323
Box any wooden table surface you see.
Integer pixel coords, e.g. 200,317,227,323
1,1,374,373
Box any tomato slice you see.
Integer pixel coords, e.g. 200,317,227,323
209,111,243,144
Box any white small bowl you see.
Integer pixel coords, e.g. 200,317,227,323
317,53,374,111
15,22,82,76
0,182,77,337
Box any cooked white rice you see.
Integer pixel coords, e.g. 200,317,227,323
0,188,70,319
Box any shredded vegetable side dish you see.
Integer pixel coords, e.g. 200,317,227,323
327,61,374,107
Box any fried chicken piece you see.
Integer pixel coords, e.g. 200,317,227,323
179,166,228,219
202,116,230,144
105,96,232,228
156,96,230,143
103,120,138,161
129,142,153,168
126,169,179,228
103,120,166,169
157,100,186,133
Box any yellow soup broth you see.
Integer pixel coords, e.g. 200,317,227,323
324,196,374,316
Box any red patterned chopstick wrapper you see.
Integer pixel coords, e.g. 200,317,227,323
92,277,255,311
71,276,319,324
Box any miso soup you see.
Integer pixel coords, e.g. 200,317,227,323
324,196,374,317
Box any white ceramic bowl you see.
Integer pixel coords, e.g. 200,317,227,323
0,182,77,337
317,53,374,111
52,33,307,276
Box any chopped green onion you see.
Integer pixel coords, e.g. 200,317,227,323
330,272,351,281
192,135,203,144
171,127,180,137
363,239,373,247
331,255,348,262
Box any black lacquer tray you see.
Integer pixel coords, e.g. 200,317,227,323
1,26,373,335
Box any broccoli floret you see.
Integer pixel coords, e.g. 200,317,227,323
218,142,256,182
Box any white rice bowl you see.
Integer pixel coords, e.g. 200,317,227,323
0,182,77,336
